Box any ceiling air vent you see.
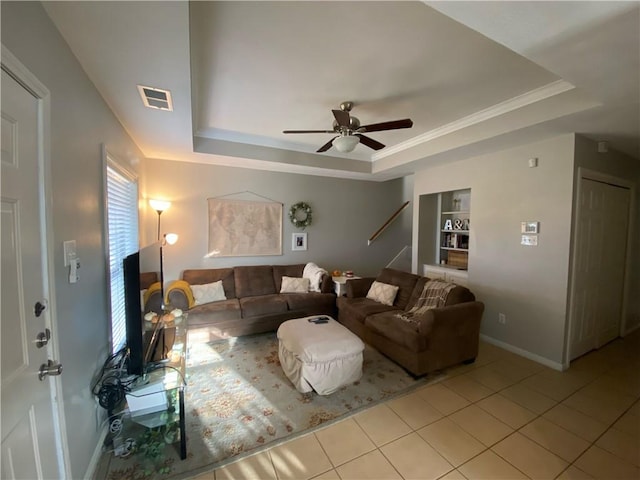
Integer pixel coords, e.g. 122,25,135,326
137,85,173,111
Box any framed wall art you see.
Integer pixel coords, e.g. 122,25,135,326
208,198,282,256
292,232,307,251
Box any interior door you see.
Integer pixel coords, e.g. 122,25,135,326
569,177,630,361
1,69,61,478
596,182,630,346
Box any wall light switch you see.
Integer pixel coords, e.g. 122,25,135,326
521,234,538,246
63,240,76,266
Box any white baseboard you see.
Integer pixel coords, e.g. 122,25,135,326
84,426,108,480
480,334,566,371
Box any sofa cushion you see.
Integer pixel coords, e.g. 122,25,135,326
376,268,420,309
239,294,288,318
188,298,242,326
280,276,310,293
336,296,398,325
283,292,335,314
365,311,428,352
273,264,305,292
183,268,236,299
366,281,399,306
192,280,226,304
235,265,276,297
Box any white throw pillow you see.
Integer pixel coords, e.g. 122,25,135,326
191,280,226,305
366,281,399,306
280,276,310,293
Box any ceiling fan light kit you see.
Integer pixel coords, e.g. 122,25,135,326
333,135,360,153
283,101,413,154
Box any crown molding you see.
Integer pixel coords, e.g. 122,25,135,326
373,80,575,160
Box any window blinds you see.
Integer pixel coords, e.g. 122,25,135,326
106,158,138,352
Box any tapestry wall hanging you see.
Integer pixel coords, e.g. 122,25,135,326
208,198,282,257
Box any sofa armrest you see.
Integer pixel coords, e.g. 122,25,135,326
319,274,335,294
412,301,484,341
345,277,375,298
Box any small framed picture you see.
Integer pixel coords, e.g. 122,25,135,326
292,232,307,251
521,221,539,234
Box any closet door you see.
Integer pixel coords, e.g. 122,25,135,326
569,178,630,360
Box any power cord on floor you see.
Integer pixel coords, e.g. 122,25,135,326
91,347,137,413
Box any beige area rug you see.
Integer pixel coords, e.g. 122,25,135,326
103,332,445,479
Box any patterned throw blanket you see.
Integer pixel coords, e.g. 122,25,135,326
396,279,456,326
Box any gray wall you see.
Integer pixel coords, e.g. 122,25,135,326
413,134,576,366
141,158,413,283
413,133,640,367
2,3,146,478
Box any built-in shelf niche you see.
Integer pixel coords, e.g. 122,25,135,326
418,188,471,273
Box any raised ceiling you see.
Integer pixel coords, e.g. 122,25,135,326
43,1,639,180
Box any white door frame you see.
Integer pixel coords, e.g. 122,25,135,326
565,166,636,367
1,45,71,478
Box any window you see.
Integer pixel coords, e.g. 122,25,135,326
105,154,138,352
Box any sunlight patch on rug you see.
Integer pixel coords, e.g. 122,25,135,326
105,332,443,479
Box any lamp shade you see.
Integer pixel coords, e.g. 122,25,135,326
164,233,179,245
333,135,360,153
149,199,171,213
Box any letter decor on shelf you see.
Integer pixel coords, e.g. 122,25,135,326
368,201,410,246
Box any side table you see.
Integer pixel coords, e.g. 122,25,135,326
332,275,360,296
124,313,188,460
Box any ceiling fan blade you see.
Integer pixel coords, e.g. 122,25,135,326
332,109,350,127
317,136,338,153
356,134,385,151
358,118,413,133
283,129,335,134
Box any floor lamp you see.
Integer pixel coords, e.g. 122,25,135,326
149,199,171,241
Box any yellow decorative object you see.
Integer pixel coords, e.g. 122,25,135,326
143,282,162,307
165,280,195,308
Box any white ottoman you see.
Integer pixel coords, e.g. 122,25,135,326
277,316,365,395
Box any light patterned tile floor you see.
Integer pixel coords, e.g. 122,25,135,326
188,330,640,480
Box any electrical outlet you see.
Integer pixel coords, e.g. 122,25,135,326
498,313,507,325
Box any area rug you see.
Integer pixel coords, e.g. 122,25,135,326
105,332,443,479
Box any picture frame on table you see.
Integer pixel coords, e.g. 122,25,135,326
292,232,307,251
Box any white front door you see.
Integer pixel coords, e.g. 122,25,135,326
569,177,631,361
1,69,61,478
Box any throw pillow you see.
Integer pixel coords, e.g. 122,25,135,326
191,280,226,305
366,281,399,306
280,276,310,293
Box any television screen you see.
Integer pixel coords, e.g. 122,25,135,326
123,241,163,376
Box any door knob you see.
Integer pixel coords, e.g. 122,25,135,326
38,360,63,381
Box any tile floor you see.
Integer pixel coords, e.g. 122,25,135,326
190,331,640,479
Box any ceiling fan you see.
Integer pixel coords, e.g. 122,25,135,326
283,101,413,153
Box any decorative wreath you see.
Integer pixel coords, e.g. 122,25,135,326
289,202,312,229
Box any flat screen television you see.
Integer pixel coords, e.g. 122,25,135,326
123,241,165,376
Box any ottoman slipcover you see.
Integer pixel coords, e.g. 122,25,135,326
277,316,364,395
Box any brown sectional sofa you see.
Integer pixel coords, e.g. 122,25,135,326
337,268,484,376
167,264,336,338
